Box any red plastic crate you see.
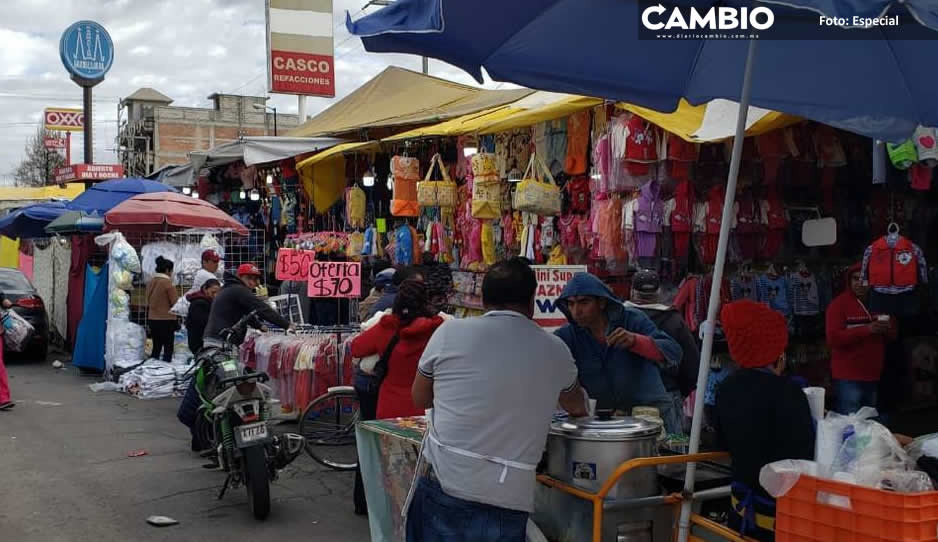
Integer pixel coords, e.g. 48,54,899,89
776,474,938,542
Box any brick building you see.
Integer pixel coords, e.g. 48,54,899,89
117,88,299,177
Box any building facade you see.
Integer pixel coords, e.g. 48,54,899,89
117,88,299,177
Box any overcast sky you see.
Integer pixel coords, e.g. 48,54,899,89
0,0,504,184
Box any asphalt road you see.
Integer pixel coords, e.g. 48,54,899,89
0,356,371,542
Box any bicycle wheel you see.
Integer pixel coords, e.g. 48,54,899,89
299,389,360,471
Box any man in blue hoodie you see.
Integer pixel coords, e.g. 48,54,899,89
555,272,683,434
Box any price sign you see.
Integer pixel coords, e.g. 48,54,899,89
307,262,362,298
275,249,316,281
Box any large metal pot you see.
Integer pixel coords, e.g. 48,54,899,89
546,413,660,500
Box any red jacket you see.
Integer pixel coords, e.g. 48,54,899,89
825,291,897,382
350,314,444,419
868,236,918,288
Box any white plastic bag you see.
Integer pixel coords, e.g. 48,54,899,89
1,310,34,352
105,320,146,371
96,232,141,273
818,407,910,487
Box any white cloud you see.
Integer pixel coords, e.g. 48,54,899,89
0,0,507,180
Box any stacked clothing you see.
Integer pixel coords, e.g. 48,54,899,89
119,359,178,399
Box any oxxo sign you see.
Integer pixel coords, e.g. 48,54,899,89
44,108,84,132
642,3,775,31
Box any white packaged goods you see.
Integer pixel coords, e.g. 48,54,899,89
1,310,34,352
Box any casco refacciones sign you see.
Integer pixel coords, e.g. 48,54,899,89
59,20,114,83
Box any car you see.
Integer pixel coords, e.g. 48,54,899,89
0,267,50,361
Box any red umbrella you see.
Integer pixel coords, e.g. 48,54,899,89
104,192,248,236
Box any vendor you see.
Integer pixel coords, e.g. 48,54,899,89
826,262,897,415
715,300,815,542
554,272,683,433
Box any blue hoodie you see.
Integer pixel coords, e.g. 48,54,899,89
555,273,682,420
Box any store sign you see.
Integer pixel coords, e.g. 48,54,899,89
532,265,587,329
307,261,361,298
266,0,335,97
59,20,114,82
53,164,123,183
44,108,84,131
43,137,67,150
275,248,316,281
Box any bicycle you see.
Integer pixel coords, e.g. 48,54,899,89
298,385,361,470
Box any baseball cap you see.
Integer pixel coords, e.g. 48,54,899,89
374,268,396,289
237,263,262,277
632,269,660,294
202,249,222,262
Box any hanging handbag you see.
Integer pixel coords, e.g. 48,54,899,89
471,174,501,219
514,153,562,216
347,185,366,228
417,153,458,208
471,153,497,178
391,155,420,217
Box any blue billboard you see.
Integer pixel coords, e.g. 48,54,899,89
59,21,114,81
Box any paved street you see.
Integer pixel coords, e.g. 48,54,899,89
0,357,371,542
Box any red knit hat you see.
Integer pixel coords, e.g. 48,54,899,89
720,300,788,369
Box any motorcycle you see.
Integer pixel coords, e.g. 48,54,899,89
191,310,305,520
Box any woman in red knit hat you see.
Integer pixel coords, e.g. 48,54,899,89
714,300,815,542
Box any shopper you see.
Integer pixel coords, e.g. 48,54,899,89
0,295,15,411
407,258,588,542
185,279,221,356
146,256,180,362
555,272,683,433
204,263,293,344
366,265,425,319
191,249,222,292
714,300,815,542
626,269,700,434
359,268,395,322
826,262,897,415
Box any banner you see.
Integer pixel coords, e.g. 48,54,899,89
532,265,586,329
266,0,335,97
307,261,361,298
44,108,84,132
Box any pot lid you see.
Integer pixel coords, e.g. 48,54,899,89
550,415,661,440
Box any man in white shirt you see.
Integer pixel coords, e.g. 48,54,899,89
409,258,587,542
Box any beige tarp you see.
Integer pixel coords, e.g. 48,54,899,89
288,66,533,137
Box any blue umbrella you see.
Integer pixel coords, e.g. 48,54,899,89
66,178,177,214
348,0,938,142
348,3,938,539
0,201,68,239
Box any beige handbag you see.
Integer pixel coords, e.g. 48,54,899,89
471,174,501,219
417,153,458,208
514,153,562,216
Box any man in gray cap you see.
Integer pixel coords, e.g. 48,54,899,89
626,269,700,434
359,267,396,321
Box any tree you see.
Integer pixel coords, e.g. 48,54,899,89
13,125,66,187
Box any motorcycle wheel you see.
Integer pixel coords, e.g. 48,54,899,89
243,446,271,520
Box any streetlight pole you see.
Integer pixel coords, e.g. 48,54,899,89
253,103,278,136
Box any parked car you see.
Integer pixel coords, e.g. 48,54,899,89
0,267,50,360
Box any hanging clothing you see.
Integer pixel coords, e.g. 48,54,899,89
757,274,791,317
861,235,928,294
67,235,94,348
73,263,108,372
789,271,820,316
564,109,591,175
633,181,663,259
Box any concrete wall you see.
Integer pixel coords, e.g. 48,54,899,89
148,94,299,170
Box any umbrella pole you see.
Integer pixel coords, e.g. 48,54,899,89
677,37,758,542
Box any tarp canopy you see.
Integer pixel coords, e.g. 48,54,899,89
384,93,601,140
0,184,85,203
288,66,533,137
620,99,801,142
296,141,381,170
160,136,345,187
104,192,248,235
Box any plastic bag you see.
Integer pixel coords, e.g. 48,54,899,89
819,407,910,487
105,320,146,371
111,268,133,290
879,469,934,492
1,310,34,352
96,232,141,273
108,289,130,320
170,296,190,317
89,381,123,393
760,460,819,498
906,433,938,462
